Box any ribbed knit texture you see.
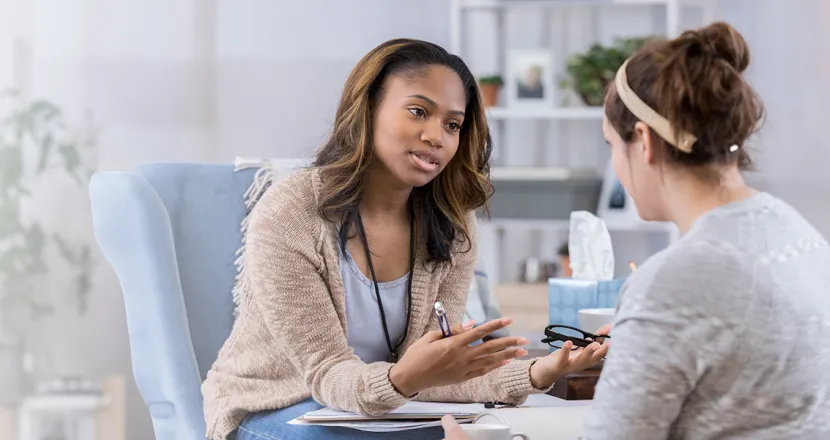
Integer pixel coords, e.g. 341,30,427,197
582,193,830,439
202,168,546,440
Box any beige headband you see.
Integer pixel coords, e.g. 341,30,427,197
614,59,697,153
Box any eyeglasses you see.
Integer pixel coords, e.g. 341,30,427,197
542,325,610,350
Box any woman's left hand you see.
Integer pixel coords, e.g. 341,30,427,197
529,324,611,390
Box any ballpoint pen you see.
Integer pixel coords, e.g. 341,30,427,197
434,301,452,338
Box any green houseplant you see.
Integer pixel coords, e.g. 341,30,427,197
0,88,98,347
559,36,653,107
477,74,504,107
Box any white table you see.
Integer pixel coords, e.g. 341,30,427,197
473,394,593,440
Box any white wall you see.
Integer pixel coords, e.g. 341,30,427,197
214,0,452,161
720,0,830,236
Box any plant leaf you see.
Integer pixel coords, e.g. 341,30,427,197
0,147,23,189
53,233,78,265
37,133,54,173
58,143,82,184
0,197,21,238
24,224,48,274
28,100,61,122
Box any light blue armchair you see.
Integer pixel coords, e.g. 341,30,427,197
90,161,507,440
90,163,257,440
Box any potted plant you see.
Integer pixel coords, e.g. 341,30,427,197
0,89,98,404
559,36,653,107
477,74,503,107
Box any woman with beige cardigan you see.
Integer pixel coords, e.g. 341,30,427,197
202,38,608,440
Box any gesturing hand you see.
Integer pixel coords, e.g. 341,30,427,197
389,318,530,397
529,324,611,390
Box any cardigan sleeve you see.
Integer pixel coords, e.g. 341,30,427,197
244,176,409,415
414,212,550,404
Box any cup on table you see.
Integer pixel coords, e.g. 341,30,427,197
577,307,615,332
460,424,529,440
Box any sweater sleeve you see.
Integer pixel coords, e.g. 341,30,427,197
414,213,550,404
244,178,408,415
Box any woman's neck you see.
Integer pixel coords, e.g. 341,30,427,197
664,167,757,233
360,163,412,220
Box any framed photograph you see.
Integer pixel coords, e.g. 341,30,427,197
596,159,640,225
506,50,555,107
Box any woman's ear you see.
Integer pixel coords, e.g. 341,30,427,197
633,121,655,165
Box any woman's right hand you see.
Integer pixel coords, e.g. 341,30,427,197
388,318,529,397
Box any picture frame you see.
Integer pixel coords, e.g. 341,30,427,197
506,50,555,107
596,159,640,225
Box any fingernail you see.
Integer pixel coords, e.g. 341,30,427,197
517,338,529,345
517,349,528,357
463,320,475,330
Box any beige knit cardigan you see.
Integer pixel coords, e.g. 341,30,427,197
202,168,545,440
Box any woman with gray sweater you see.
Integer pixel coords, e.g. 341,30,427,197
441,21,830,440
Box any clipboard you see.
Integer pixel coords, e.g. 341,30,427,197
297,401,482,423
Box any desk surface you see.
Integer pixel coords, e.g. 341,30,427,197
524,394,592,408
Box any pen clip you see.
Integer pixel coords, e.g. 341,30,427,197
434,302,452,338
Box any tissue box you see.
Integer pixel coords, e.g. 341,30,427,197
548,278,627,329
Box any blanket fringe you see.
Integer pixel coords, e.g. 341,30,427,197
231,164,275,317
230,158,309,317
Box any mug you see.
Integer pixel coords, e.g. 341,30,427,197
577,307,616,332
460,423,529,440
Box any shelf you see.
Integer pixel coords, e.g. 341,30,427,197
457,0,685,11
482,217,678,233
487,106,604,120
490,166,600,181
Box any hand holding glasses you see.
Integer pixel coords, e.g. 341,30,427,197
542,324,610,351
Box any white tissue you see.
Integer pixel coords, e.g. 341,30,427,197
568,211,615,280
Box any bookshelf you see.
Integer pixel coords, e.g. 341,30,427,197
453,0,712,283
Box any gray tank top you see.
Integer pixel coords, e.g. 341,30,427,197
337,244,408,363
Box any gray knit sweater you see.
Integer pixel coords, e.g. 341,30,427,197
582,192,830,439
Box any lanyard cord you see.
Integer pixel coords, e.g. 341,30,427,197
354,198,415,362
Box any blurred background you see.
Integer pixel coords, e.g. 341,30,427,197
0,0,827,439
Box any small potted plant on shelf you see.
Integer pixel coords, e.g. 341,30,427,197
559,36,653,107
477,74,503,107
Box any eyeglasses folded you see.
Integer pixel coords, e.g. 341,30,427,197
541,324,610,350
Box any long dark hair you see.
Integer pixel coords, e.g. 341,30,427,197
312,38,493,264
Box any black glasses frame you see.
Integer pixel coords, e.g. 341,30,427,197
542,324,610,349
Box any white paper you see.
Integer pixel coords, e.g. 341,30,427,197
288,394,576,432
300,401,484,421
568,211,615,280
287,418,472,432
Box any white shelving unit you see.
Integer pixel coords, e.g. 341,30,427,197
451,0,720,55
453,0,715,284
489,166,599,181
487,106,604,120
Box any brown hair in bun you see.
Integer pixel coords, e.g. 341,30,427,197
605,21,765,175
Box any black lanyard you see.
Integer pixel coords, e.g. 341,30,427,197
354,199,414,363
